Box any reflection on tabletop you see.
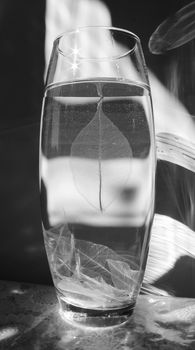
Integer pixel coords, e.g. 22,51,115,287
0,280,195,349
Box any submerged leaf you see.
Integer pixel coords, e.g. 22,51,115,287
70,95,132,211
58,272,130,308
52,225,141,308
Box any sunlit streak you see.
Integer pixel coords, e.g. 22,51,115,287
144,213,195,285
45,0,112,69
0,327,19,341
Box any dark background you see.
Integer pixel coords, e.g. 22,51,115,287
0,0,194,296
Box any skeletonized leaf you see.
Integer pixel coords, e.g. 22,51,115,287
70,97,132,211
107,258,139,292
52,224,141,307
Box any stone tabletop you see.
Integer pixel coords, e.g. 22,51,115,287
0,280,195,349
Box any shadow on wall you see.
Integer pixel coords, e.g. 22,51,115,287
154,256,195,298
0,0,51,284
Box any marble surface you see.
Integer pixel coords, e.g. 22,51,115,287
0,280,195,349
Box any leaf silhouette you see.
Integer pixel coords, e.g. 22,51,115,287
70,95,132,211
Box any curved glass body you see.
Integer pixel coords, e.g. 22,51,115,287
40,26,156,327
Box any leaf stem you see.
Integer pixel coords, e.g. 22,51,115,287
97,82,104,212
97,94,103,212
